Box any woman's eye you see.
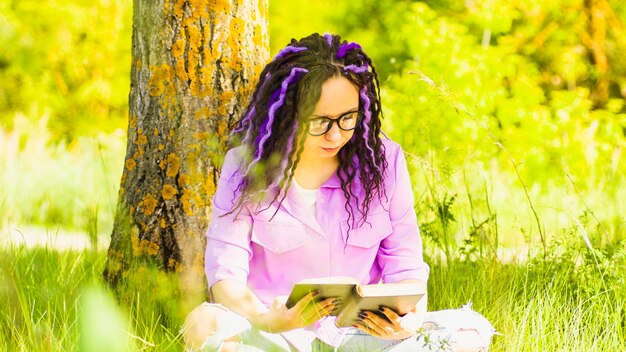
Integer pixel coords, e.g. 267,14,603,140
310,119,327,128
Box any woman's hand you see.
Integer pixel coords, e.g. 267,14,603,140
353,306,426,340
252,292,338,333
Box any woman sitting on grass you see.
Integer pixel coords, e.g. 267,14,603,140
183,33,496,352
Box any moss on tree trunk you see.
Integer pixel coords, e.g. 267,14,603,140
104,0,268,311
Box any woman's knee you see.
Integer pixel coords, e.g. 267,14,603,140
183,303,226,350
183,303,253,351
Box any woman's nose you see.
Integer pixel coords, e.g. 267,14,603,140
325,122,342,141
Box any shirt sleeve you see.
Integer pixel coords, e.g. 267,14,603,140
378,143,430,284
204,148,252,289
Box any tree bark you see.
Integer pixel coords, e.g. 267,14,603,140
104,0,269,307
585,0,610,107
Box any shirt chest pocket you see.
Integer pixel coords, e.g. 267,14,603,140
251,220,307,254
340,211,393,248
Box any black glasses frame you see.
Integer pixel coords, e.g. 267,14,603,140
307,111,362,136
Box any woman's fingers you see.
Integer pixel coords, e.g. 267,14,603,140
356,309,415,340
357,311,388,336
378,306,401,324
290,291,319,314
301,297,337,324
353,320,383,337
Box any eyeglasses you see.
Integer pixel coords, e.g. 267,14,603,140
307,110,361,136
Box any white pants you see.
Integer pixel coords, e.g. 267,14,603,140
188,302,496,352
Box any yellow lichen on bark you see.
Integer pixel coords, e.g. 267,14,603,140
183,17,203,97
172,0,185,18
180,188,200,216
185,19,201,53
178,174,190,186
253,24,263,48
254,62,265,81
187,0,208,20
186,150,199,170
145,240,160,256
190,80,202,97
172,38,185,58
217,120,228,136
162,184,178,200
228,18,246,71
204,175,216,196
136,132,147,146
193,132,211,140
207,0,230,13
125,159,137,171
195,107,211,120
141,193,158,215
148,64,175,97
175,59,189,82
172,27,188,83
166,153,180,177
199,66,214,97
130,115,138,128
218,91,235,115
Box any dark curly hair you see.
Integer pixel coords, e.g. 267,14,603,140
228,33,388,229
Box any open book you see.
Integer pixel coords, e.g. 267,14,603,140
285,276,425,327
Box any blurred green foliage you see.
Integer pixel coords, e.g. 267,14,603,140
0,0,131,140
268,0,626,249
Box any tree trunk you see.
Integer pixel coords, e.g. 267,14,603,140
585,0,610,107
104,0,269,309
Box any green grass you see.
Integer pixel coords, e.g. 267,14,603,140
0,245,184,352
1,240,624,351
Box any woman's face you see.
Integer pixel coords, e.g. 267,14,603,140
299,76,359,163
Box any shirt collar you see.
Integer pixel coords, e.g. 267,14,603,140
320,172,342,188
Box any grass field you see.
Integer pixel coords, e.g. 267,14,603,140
1,243,624,351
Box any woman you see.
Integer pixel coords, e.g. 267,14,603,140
184,33,496,352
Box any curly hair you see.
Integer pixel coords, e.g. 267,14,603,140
228,33,388,229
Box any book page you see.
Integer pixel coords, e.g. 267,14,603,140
359,283,425,297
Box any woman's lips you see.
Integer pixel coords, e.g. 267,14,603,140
322,146,340,153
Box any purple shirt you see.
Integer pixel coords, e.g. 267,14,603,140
205,138,429,307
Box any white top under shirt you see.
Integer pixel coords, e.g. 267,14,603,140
292,178,319,217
